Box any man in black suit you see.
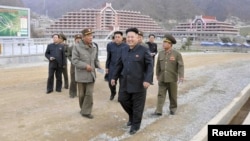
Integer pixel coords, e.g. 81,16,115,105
105,31,127,101
59,33,69,89
146,34,158,85
45,34,66,94
111,27,153,135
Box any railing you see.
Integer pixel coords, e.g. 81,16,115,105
0,38,164,58
0,38,111,57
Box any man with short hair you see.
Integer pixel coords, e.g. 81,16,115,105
146,34,158,85
105,31,127,100
72,28,101,119
45,34,66,94
111,27,153,135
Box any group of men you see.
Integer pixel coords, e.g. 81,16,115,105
45,33,80,97
44,27,184,135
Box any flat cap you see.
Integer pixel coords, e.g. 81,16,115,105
163,33,176,44
125,27,139,34
74,34,82,39
59,33,67,41
81,28,94,36
138,30,144,36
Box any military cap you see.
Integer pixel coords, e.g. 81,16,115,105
74,34,82,39
125,27,139,34
59,33,67,41
81,28,94,36
138,30,144,36
163,33,176,44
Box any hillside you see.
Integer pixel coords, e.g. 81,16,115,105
1,0,250,30
19,0,250,21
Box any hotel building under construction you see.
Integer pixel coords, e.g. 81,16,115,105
45,3,165,39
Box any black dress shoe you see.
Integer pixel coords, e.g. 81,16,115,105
129,127,139,135
170,111,175,115
109,95,115,100
56,90,61,92
46,90,52,94
127,121,132,126
69,95,75,98
151,112,162,116
81,114,94,119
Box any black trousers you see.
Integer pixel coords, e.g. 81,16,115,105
47,64,63,92
118,90,146,129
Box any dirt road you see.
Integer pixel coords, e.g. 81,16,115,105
1,52,250,141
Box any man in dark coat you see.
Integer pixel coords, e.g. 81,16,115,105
146,34,158,84
45,34,66,94
59,33,69,89
111,27,153,135
105,31,127,100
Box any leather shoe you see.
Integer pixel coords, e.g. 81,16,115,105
56,90,61,92
69,95,75,98
129,127,139,135
127,121,132,126
46,90,52,94
109,95,115,101
82,114,94,119
151,112,162,116
170,111,175,115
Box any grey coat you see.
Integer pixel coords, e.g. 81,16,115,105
72,40,100,83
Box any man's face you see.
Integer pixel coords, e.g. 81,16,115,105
114,33,123,45
75,38,81,43
149,35,155,42
83,33,93,44
52,35,60,44
126,32,139,48
163,41,172,51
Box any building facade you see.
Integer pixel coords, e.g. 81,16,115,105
45,3,166,39
168,15,239,42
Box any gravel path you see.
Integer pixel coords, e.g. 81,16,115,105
91,54,250,141
1,52,250,141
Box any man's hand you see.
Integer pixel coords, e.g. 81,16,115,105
111,79,116,86
86,65,92,72
50,57,55,61
143,82,150,89
178,77,184,84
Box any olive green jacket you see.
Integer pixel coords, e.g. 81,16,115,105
156,49,184,82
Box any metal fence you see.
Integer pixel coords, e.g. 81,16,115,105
0,38,111,57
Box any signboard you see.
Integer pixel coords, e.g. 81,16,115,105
0,5,30,38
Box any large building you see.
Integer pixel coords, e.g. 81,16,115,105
168,15,239,42
45,3,166,39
